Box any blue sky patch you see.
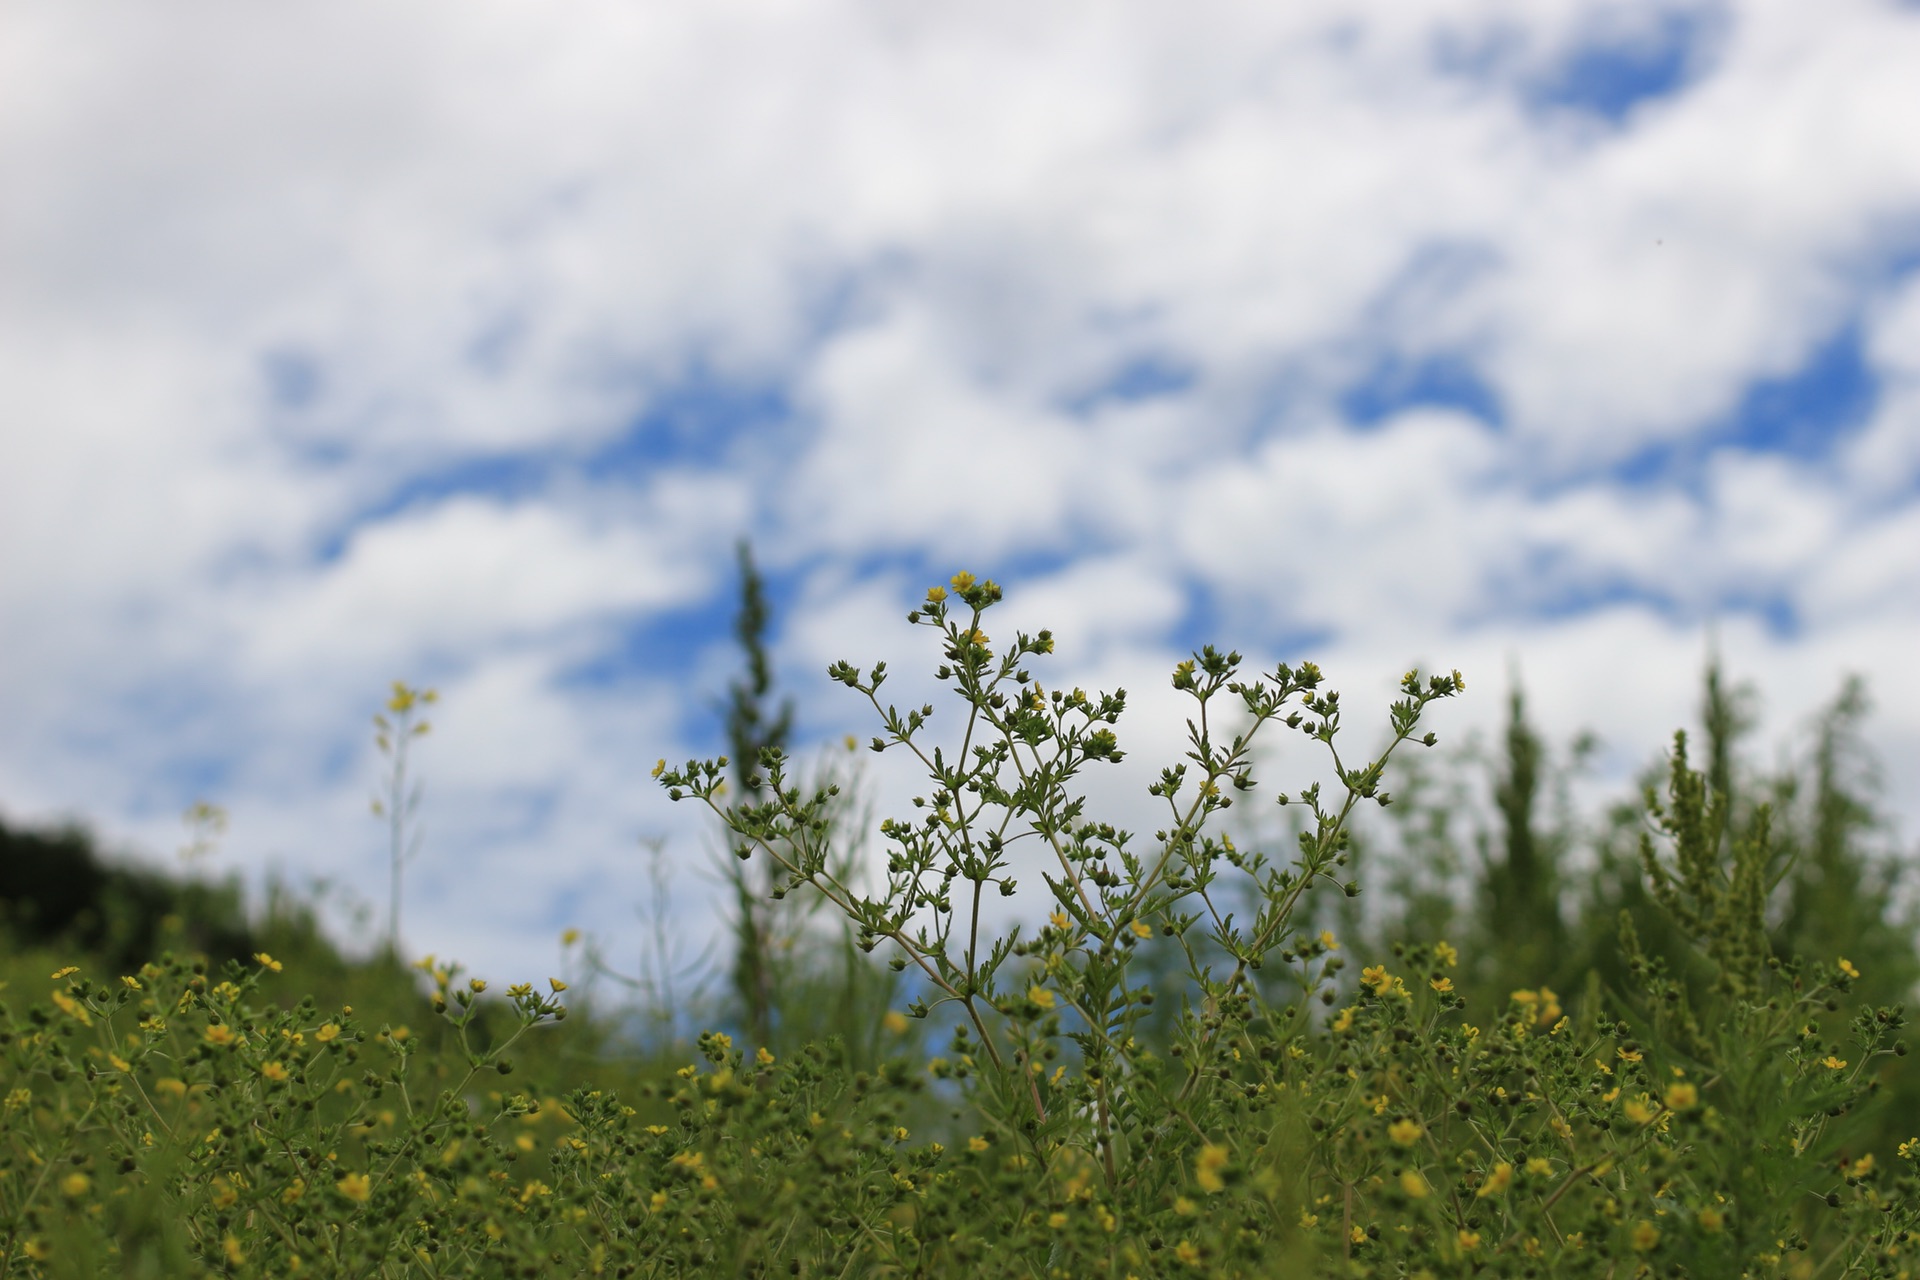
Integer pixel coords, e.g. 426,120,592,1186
1066,354,1197,415
1341,351,1503,427
1527,10,1709,124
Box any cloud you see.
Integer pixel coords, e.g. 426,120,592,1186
2,0,1917,981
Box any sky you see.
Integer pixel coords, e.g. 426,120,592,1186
3,0,1918,988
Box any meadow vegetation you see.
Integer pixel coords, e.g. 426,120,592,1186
2,565,1917,1277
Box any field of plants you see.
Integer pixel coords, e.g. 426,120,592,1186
4,561,1918,1278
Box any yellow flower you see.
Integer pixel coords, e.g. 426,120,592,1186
261,1061,290,1082
1823,1055,1848,1070
1174,1239,1200,1265
50,966,79,980
756,1047,775,1066
1388,1119,1422,1147
1430,977,1453,993
1526,1157,1554,1177
883,1011,910,1034
23,1240,50,1261
1838,957,1860,980
950,572,975,591
1617,1046,1642,1063
1399,1169,1429,1199
1849,1153,1875,1177
1130,920,1153,938
223,1236,245,1266
968,1136,990,1153
1319,930,1340,951
1028,986,1056,1010
1623,1095,1656,1126
1048,1212,1068,1229
336,1172,372,1203
1049,911,1069,929
925,585,947,603
1900,1138,1920,1161
1433,940,1457,967
1361,965,1393,996
121,975,142,990
315,1023,340,1043
50,991,91,1026
283,1177,307,1204
1665,1082,1697,1110
60,1172,90,1197
1476,1162,1512,1197
1631,1220,1661,1252
254,952,283,972
1457,1229,1481,1251
204,1023,237,1046
547,977,568,993
1331,1007,1355,1033
651,759,666,778
1194,1144,1229,1194
1697,1206,1724,1233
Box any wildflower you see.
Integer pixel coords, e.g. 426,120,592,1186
1433,940,1457,967
1388,1119,1422,1146
204,1023,237,1046
1617,1046,1642,1063
254,952,283,972
1457,1230,1481,1251
1174,1240,1200,1265
1175,1196,1197,1216
261,1062,290,1082
1399,1169,1429,1199
1665,1082,1698,1110
1838,957,1860,980
121,975,141,990
283,1177,306,1204
1697,1206,1724,1233
1430,977,1453,993
1131,920,1153,938
60,1172,90,1197
22,1240,50,1261
1623,1095,1656,1125
1195,1144,1229,1193
336,1172,372,1203
1849,1153,1876,1177
651,759,666,778
1332,1007,1355,1033
1900,1138,1920,1161
50,966,79,979
50,991,92,1026
756,1047,775,1066
1361,965,1393,996
1824,1055,1848,1070
223,1236,246,1265
1048,1212,1068,1229
1526,1157,1554,1176
925,585,947,603
883,1011,910,1034
1349,1226,1366,1245
1476,1163,1512,1197
968,1136,990,1153
950,571,975,591
4,1087,28,1110
1027,986,1056,1010
548,977,567,993
1631,1220,1661,1252
315,1023,341,1043
1320,930,1340,951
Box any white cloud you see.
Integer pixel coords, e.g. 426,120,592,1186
2,0,1918,982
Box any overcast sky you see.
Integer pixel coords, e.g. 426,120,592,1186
3,0,1918,986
